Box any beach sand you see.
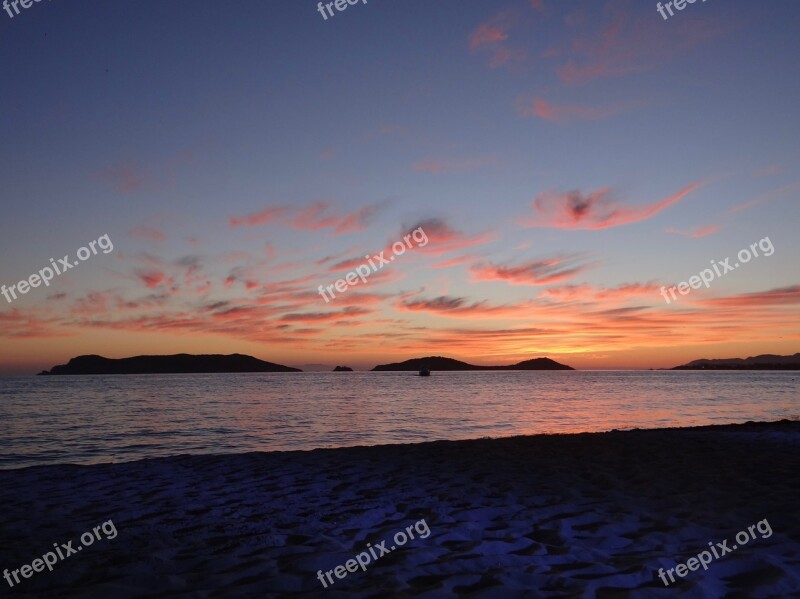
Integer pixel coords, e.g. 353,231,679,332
1,420,799,598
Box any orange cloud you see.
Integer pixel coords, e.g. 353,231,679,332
696,286,800,309
522,183,701,230
0,308,72,339
397,295,539,319
279,307,373,323
539,282,662,303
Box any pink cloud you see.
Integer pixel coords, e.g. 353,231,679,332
129,225,166,242
730,182,800,214
522,183,701,230
754,165,782,177
413,157,496,174
406,218,493,256
557,3,732,85
519,97,634,122
469,255,592,286
98,163,145,193
135,270,165,288
529,0,545,12
430,254,479,269
469,12,527,69
291,202,383,235
229,206,288,227
469,23,508,49
232,202,383,234
665,224,720,238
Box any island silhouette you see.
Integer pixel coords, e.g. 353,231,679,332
38,354,302,375
371,356,574,371
672,353,800,370
37,352,800,375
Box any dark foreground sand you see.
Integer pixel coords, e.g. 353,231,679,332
1,420,799,598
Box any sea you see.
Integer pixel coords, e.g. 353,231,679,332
0,370,798,469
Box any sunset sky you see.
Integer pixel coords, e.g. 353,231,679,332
1,0,799,374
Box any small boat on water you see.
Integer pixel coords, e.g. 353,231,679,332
419,368,430,377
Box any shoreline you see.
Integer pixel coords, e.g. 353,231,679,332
0,418,800,473
1,419,799,596
2,417,798,473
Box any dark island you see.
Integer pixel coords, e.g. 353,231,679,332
672,353,800,370
332,366,353,372
371,356,574,371
38,353,302,375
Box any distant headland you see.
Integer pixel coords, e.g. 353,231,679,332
371,356,574,371
38,354,302,375
672,353,800,370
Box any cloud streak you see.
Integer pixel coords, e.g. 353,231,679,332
521,183,701,230
470,255,592,286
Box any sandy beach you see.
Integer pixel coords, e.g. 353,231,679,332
1,420,799,598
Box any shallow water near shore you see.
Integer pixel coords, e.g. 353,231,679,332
1,370,798,469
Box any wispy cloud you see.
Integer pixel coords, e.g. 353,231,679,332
521,183,701,230
469,255,592,286
519,97,635,122
291,201,384,235
470,22,509,49
229,206,288,227
665,224,720,238
230,202,384,235
413,156,496,174
98,163,145,193
129,225,167,242
730,182,800,214
556,2,732,85
468,11,527,68
406,218,493,256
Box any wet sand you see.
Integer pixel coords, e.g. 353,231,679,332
1,420,799,598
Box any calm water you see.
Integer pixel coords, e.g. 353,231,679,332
0,371,798,469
